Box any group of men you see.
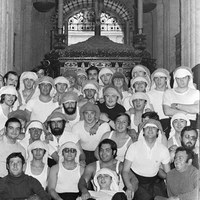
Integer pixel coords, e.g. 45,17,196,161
0,64,199,200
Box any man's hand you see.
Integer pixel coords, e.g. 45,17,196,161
81,191,91,200
126,189,134,200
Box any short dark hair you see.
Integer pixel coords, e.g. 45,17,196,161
98,139,117,158
142,111,160,121
6,152,25,166
3,71,18,81
5,117,21,130
114,113,131,126
181,126,198,139
175,146,194,162
86,65,99,76
32,65,47,75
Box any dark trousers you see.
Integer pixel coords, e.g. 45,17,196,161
133,172,167,200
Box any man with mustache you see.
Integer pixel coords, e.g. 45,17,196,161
180,126,199,169
55,91,80,132
45,110,85,166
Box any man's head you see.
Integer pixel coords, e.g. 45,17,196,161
60,91,78,115
131,76,150,93
32,65,47,78
86,65,99,81
131,64,150,79
98,67,114,86
143,121,160,141
114,113,130,133
94,168,119,191
103,85,122,108
59,142,80,163
28,140,48,163
5,117,21,140
82,80,99,100
151,68,171,90
0,86,18,106
38,76,54,96
20,72,38,91
129,92,149,111
171,113,190,134
181,126,198,151
4,71,18,88
6,152,25,177
63,70,77,87
54,76,70,94
111,72,128,91
98,139,117,162
173,66,195,89
77,70,87,86
174,146,194,172
46,111,67,136
27,121,44,141
80,102,100,124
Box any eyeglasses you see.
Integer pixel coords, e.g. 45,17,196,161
63,148,77,153
184,134,197,141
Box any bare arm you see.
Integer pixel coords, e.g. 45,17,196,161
47,165,63,200
174,100,199,114
78,164,95,200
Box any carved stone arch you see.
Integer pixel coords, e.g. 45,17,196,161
63,0,134,29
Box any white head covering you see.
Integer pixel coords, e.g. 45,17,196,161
98,67,114,86
58,142,80,164
0,85,18,100
82,80,99,93
29,76,56,100
151,68,171,90
27,140,49,164
19,71,38,92
131,64,150,78
22,120,46,148
129,92,150,108
173,66,195,89
93,168,119,192
54,76,70,89
130,76,151,92
169,112,191,139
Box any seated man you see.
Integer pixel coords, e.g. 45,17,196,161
78,139,138,200
77,168,127,200
155,147,198,200
0,152,50,200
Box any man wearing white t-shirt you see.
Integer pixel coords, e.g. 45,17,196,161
163,66,199,128
25,76,59,123
147,68,171,138
122,120,170,200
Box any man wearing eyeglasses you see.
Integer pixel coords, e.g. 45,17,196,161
122,119,171,200
180,126,199,169
48,142,84,200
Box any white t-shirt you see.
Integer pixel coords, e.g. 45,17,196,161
0,105,9,131
72,121,110,151
163,88,199,120
49,130,79,151
26,96,59,123
147,89,167,119
0,136,26,177
125,139,170,177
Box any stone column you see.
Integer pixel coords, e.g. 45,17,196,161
181,0,200,68
138,0,143,34
94,0,103,36
0,0,15,74
58,0,63,34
